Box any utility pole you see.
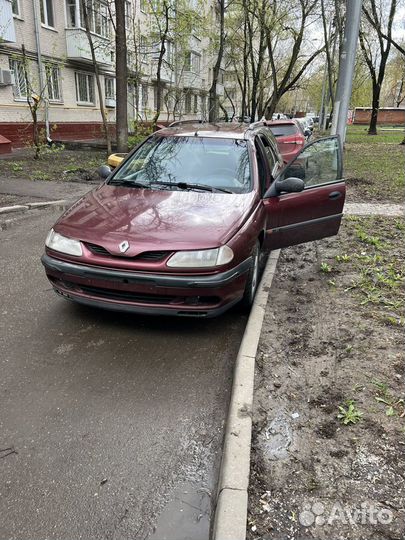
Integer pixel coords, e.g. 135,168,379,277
331,0,362,145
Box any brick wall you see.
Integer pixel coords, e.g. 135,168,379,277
354,108,405,125
0,122,116,147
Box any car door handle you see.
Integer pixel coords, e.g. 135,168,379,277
329,191,342,200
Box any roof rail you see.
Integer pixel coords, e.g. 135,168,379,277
247,120,268,130
168,119,206,127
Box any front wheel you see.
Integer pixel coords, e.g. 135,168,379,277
240,241,260,310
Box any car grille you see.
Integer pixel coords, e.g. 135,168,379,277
80,285,179,304
85,242,170,261
52,279,220,306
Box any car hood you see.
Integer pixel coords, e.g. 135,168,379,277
55,184,257,255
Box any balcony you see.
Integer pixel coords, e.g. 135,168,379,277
0,0,16,43
150,62,173,84
216,83,225,97
182,71,203,90
65,28,112,66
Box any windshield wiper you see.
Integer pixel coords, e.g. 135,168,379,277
108,178,150,189
151,181,233,194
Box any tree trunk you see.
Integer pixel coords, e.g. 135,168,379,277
209,0,225,122
115,0,128,152
368,83,380,135
151,1,169,129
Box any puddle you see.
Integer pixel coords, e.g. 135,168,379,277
148,481,211,540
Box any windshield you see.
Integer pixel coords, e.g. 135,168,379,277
111,136,252,194
269,124,298,137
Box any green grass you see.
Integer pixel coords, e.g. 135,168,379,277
344,125,405,202
343,216,405,321
346,124,405,144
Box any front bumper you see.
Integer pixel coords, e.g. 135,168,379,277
41,254,251,317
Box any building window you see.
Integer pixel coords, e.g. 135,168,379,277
9,58,27,99
40,0,55,28
92,1,109,37
66,0,77,27
12,0,20,17
46,65,62,101
184,92,192,114
67,1,109,37
104,77,115,100
125,1,131,29
184,51,201,73
75,72,95,105
141,84,148,110
193,94,198,114
165,41,174,66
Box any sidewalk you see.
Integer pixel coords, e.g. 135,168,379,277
0,177,93,204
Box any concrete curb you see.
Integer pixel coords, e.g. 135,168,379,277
0,200,69,231
212,249,280,540
0,199,67,215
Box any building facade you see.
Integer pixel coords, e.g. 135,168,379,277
0,0,228,147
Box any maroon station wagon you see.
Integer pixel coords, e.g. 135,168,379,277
41,122,345,317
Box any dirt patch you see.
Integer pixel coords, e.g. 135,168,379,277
0,148,106,184
248,216,404,540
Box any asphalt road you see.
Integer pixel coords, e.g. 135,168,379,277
0,207,246,540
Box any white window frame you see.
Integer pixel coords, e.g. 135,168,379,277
75,72,95,105
185,51,201,74
184,91,192,114
104,76,115,100
66,0,109,38
46,65,62,102
12,0,21,18
40,0,55,29
9,58,28,101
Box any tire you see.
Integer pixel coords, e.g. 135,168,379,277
240,241,260,310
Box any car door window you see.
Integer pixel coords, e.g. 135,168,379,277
254,138,270,195
280,137,341,188
258,135,279,177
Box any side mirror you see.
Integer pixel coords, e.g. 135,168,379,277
275,177,305,194
98,165,112,179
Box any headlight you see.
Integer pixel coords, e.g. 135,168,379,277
45,228,83,256
167,246,234,268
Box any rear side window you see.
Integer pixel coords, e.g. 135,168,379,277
269,124,297,137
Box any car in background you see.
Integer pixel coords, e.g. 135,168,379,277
296,118,313,139
265,119,307,163
42,122,345,318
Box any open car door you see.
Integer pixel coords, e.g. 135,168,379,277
262,136,345,251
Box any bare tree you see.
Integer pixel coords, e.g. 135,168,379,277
81,0,112,155
359,0,398,135
209,0,226,122
262,0,324,118
20,45,50,159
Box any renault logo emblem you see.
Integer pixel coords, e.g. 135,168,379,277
119,240,130,253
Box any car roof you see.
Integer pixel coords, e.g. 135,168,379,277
156,122,258,140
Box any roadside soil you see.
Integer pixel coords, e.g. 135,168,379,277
0,148,106,184
248,215,405,540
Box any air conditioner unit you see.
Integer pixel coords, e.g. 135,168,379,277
105,98,116,108
0,69,14,86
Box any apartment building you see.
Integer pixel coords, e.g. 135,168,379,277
0,0,228,147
